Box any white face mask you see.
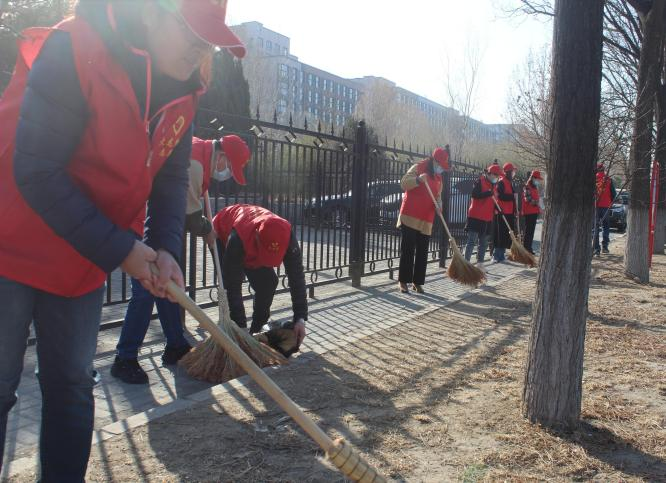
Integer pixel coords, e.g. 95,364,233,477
489,176,499,184
533,180,541,187
434,165,445,175
213,167,232,182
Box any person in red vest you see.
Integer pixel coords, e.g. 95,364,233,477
464,164,502,263
595,163,617,255
111,135,250,385
0,0,245,479
213,205,307,345
521,170,543,255
492,162,518,262
396,147,451,293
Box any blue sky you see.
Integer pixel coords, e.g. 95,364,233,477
227,0,553,124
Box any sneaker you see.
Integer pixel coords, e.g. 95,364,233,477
110,356,148,385
162,343,192,365
594,250,601,257
398,282,409,293
412,284,424,294
602,247,609,254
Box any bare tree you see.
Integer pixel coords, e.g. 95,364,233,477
522,0,605,429
624,0,666,282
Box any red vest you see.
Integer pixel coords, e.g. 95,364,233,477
191,137,214,195
495,177,515,215
0,16,199,296
467,176,494,222
596,172,612,208
213,205,292,268
522,183,541,215
399,160,442,224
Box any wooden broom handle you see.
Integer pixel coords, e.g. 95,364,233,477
203,192,230,322
422,180,464,256
491,196,519,238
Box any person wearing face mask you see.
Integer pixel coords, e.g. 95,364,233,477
0,0,246,478
396,147,451,294
184,135,250,244
492,162,518,262
111,134,250,385
464,164,502,263
521,170,543,255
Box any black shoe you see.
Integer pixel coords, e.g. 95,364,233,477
594,249,600,257
602,247,609,254
162,343,192,365
110,356,148,384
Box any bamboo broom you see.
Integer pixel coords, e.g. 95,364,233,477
491,197,537,268
179,193,287,383
152,266,387,482
423,181,486,287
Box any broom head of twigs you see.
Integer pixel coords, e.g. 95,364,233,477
180,317,288,384
446,245,487,287
507,232,538,268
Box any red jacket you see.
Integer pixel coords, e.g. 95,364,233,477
467,175,494,222
522,183,541,215
191,137,214,194
0,17,198,296
213,205,292,269
399,160,442,224
495,177,515,215
596,172,612,208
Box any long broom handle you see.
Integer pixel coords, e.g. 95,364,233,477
422,180,463,256
203,192,230,323
491,196,520,239
156,268,334,450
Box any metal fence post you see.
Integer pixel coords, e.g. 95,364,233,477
439,168,452,268
349,121,369,287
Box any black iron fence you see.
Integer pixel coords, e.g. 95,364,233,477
102,110,488,319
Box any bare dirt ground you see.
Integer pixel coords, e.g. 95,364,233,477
10,237,666,482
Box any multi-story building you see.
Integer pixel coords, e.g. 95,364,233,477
231,21,512,144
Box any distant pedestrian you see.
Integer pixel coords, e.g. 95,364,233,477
521,170,543,254
492,163,518,262
594,163,617,255
396,147,450,293
464,164,501,263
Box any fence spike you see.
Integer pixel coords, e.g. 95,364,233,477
331,123,335,136
304,117,309,130
317,120,322,133
289,113,293,127
273,109,278,123
255,105,260,120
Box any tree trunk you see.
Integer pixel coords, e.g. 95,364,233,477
655,81,666,255
522,0,604,430
625,0,666,281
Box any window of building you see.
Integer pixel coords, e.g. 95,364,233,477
329,97,334,108
277,99,287,114
266,40,272,51
274,43,280,53
283,47,288,55
278,64,288,78
258,37,264,48
308,73,313,86
315,76,320,89
308,91,312,102
314,92,319,104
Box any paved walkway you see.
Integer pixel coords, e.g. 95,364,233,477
1,254,532,479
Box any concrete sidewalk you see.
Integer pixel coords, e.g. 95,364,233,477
1,258,530,479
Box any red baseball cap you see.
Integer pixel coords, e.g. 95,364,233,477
221,135,250,185
596,163,605,172
256,216,292,267
531,170,543,180
178,0,246,58
488,165,502,176
503,162,515,173
432,147,450,170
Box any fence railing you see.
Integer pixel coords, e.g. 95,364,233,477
102,110,488,323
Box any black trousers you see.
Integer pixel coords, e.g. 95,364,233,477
523,214,538,254
245,267,279,333
398,225,430,286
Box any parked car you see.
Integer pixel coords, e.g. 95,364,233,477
608,191,629,233
304,180,402,227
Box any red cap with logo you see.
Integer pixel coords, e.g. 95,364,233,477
220,135,250,185
488,165,503,176
178,0,246,58
503,162,515,173
531,170,543,180
432,147,450,170
256,217,292,267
